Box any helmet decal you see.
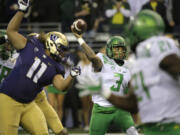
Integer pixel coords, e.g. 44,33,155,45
50,34,58,42
45,31,69,62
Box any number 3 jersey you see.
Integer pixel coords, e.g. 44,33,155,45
129,36,180,123
92,53,131,107
0,37,65,103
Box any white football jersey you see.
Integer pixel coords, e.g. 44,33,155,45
92,53,131,107
129,36,180,123
0,52,18,69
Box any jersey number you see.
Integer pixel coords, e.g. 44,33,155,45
132,71,150,100
110,73,123,92
26,58,47,83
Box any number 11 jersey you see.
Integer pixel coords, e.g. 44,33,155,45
0,37,65,103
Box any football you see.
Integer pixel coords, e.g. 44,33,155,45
72,19,87,34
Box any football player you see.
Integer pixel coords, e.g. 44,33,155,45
0,31,68,135
0,0,80,135
71,24,139,134
78,10,180,135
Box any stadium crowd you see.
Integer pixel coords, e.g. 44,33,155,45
0,0,180,35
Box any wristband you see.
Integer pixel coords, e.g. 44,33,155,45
4,35,8,41
103,89,111,99
77,38,85,46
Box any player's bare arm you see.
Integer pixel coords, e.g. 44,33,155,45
7,0,31,50
108,93,138,114
7,11,27,50
80,42,103,72
53,74,73,91
160,54,180,78
71,21,103,72
53,66,81,91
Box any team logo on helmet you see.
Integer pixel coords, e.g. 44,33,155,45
45,32,69,62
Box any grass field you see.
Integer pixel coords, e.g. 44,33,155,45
18,128,144,135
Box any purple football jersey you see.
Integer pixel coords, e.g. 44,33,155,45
0,37,65,103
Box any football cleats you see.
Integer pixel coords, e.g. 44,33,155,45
106,36,127,61
125,10,165,46
45,32,69,62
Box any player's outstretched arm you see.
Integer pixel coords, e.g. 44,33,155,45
71,24,103,72
53,66,81,91
102,82,138,114
7,0,30,50
107,92,138,114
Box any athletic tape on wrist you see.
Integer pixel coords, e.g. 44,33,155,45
77,38,85,46
4,35,8,41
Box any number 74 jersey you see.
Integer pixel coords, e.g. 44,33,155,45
128,36,180,123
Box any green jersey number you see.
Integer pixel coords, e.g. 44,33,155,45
158,40,172,53
110,73,123,92
132,71,150,101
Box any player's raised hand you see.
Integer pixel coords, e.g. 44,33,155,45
70,66,81,77
71,25,82,39
18,0,30,12
71,19,87,39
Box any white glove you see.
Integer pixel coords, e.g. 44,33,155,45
18,0,30,12
70,66,81,77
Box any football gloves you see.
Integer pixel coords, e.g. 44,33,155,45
18,0,30,12
70,66,81,77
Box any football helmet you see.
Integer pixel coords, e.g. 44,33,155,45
0,30,14,60
106,36,127,61
45,31,69,62
125,9,165,46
